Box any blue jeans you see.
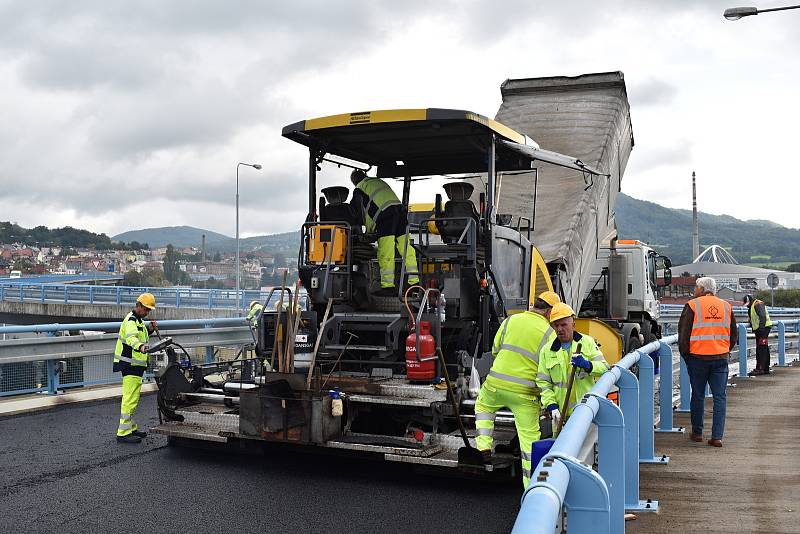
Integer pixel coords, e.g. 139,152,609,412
685,355,728,439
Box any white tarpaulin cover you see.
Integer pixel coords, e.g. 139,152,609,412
471,72,634,310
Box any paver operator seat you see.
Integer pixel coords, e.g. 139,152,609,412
436,182,480,244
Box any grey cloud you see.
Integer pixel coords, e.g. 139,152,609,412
628,78,678,107
627,138,693,174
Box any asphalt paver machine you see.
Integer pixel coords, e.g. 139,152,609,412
152,107,604,477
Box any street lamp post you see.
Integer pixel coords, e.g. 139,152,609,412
724,4,800,20
236,162,262,311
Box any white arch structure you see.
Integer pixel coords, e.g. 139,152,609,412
692,244,739,264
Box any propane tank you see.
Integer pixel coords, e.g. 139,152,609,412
405,320,437,382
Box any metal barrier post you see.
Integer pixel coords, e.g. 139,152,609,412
116,287,121,305
208,291,213,309
616,366,658,512
45,331,61,395
89,286,94,304
677,357,690,412
63,285,68,304
637,352,669,464
40,285,46,304
205,324,215,364
583,394,625,532
777,321,786,367
656,341,684,433
176,289,181,308
738,323,750,378
19,285,23,301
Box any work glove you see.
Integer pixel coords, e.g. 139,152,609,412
571,355,592,371
139,344,150,354
547,404,562,429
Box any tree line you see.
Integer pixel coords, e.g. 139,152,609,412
0,221,147,250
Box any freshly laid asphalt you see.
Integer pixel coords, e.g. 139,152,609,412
0,395,521,534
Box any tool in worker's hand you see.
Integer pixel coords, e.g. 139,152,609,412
557,342,581,435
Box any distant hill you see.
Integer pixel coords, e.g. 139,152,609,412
112,226,300,255
113,226,230,249
615,193,800,265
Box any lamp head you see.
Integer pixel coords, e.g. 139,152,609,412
724,6,758,20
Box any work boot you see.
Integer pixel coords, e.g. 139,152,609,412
132,429,147,438
707,438,723,447
373,287,397,297
116,434,142,444
747,369,763,377
689,433,703,442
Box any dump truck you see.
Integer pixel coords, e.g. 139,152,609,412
151,73,637,480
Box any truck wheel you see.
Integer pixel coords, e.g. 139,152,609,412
626,332,642,354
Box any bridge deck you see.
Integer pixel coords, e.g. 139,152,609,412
631,366,800,534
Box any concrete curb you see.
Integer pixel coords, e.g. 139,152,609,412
0,382,159,417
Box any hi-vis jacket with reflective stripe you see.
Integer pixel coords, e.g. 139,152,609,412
536,332,608,416
749,299,773,331
114,311,149,367
687,295,733,356
485,311,555,396
355,177,401,233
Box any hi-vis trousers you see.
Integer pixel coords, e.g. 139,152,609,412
376,234,419,288
117,375,143,437
475,381,541,489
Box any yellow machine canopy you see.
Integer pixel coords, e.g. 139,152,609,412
281,108,538,178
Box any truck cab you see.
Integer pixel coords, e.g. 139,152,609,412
581,240,672,351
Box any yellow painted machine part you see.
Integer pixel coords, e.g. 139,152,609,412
575,318,623,364
308,225,348,264
528,246,554,306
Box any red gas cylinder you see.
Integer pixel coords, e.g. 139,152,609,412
405,320,437,382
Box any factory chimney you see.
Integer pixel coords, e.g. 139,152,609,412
201,234,206,262
692,171,700,261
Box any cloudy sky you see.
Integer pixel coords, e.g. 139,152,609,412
1,1,798,239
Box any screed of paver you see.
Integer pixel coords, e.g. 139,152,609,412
630,366,800,534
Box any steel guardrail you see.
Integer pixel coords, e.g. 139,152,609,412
0,283,292,311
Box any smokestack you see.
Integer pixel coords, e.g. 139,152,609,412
692,171,700,261
201,234,206,262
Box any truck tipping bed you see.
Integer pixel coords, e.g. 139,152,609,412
474,72,634,310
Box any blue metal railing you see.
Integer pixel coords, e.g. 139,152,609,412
0,283,300,311
513,335,676,534
514,320,800,533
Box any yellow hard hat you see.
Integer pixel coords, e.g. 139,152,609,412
137,292,156,310
549,302,575,323
538,290,561,308
249,300,260,308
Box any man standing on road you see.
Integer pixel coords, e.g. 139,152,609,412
474,294,557,489
743,294,773,376
350,169,419,295
537,303,608,434
113,292,158,444
678,277,737,447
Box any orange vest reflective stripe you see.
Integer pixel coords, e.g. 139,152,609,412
687,295,732,355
